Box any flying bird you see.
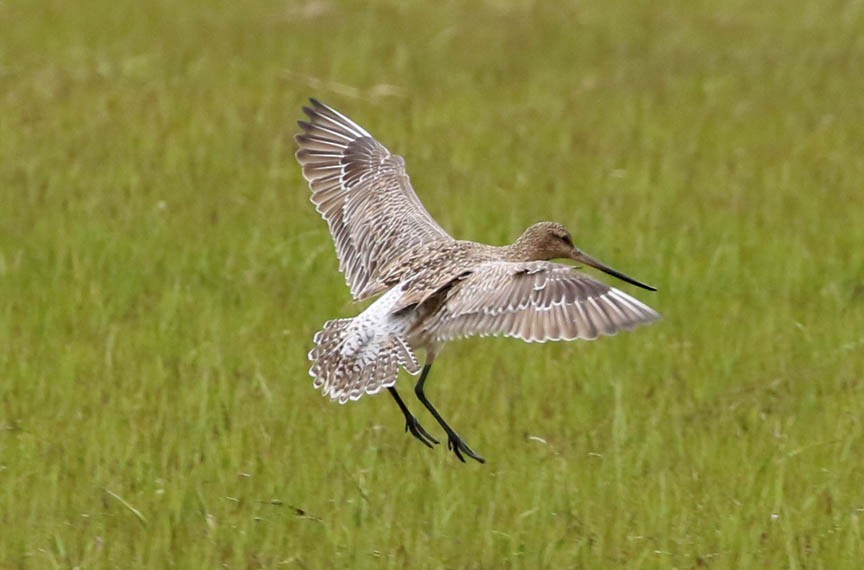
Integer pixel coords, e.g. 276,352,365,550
296,99,660,463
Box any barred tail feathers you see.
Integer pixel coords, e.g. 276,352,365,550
308,317,421,404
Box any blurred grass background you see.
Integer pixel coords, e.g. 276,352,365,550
2,0,864,568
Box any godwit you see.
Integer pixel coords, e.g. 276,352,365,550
296,99,659,463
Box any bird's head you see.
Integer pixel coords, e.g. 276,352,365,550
515,221,657,291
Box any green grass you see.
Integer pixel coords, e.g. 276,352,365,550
2,0,864,567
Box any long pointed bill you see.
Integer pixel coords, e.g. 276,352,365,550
571,250,657,291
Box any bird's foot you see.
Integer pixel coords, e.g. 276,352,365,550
446,431,486,464
404,415,439,448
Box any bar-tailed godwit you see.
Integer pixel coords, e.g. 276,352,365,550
297,99,659,463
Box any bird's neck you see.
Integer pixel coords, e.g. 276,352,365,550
500,239,542,262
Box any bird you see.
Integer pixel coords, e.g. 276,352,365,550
296,98,660,463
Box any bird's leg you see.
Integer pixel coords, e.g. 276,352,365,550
414,364,486,464
387,387,439,448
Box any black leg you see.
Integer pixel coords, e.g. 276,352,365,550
388,387,439,448
414,364,486,464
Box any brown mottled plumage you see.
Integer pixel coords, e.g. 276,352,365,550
296,99,660,463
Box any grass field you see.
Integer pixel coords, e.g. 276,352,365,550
2,0,864,567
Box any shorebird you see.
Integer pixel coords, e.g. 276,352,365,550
296,99,660,463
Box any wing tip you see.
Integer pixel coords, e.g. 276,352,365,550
299,98,329,127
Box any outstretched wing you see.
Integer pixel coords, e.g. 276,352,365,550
295,99,453,300
419,261,660,343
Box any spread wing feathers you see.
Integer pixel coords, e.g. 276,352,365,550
295,99,453,300
420,261,661,343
